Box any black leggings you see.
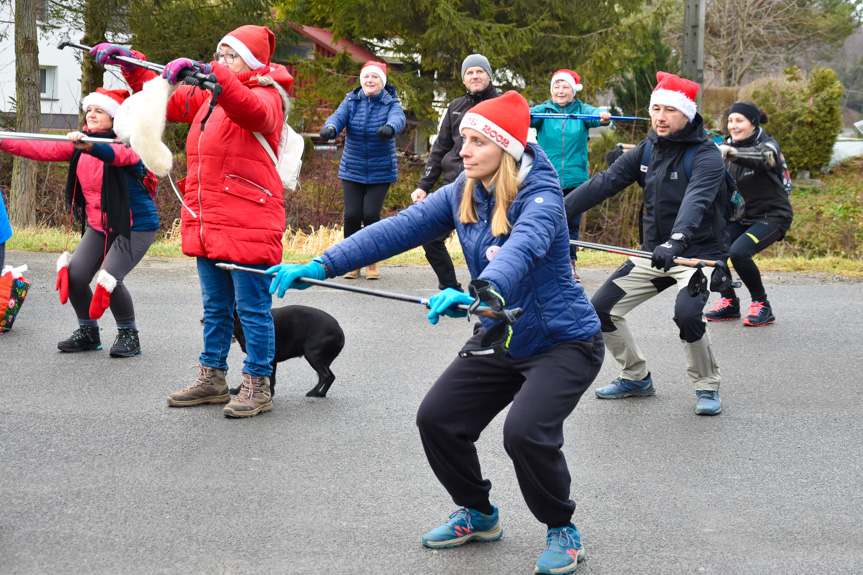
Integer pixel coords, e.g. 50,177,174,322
0,242,5,273
342,180,390,238
721,220,784,301
67,227,157,326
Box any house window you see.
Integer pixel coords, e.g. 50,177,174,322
39,67,56,99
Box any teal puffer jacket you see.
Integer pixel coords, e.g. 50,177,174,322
530,99,605,189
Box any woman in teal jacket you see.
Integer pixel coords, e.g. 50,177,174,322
530,69,609,278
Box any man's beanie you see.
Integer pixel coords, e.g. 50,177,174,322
550,69,583,95
459,90,529,161
81,87,130,118
649,71,699,121
461,54,493,80
218,25,276,70
361,61,387,86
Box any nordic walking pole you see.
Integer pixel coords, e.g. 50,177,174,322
215,263,523,324
570,239,724,268
0,131,127,146
531,113,650,122
56,37,221,94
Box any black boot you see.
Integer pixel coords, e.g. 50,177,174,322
58,325,102,352
110,327,141,358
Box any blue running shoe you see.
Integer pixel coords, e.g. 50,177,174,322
535,523,585,574
695,390,722,415
422,506,502,548
595,372,654,399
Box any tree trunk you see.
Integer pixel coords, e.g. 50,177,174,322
10,0,41,228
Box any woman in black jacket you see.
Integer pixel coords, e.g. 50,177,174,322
706,100,793,326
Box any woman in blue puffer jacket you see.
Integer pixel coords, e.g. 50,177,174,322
320,60,406,280
270,91,603,575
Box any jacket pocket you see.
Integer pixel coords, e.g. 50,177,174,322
223,174,272,206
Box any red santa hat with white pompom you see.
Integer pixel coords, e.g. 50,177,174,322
649,71,700,121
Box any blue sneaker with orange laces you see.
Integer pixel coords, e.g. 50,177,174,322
535,523,585,574
742,300,775,326
421,505,502,548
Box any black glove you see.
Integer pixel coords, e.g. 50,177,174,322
467,279,505,315
376,125,395,139
650,239,685,272
319,126,337,140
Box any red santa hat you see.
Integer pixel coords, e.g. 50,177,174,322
550,69,583,95
459,90,530,161
360,61,387,86
81,87,130,118
217,25,276,71
649,71,700,121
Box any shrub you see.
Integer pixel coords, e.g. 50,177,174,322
741,67,844,175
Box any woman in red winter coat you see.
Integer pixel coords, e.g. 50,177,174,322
93,25,293,418
0,88,159,357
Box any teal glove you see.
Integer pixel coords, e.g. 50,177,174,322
427,288,475,325
267,257,327,297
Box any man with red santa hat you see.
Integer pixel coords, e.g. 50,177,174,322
565,71,727,416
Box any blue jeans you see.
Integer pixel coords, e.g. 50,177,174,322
197,257,274,376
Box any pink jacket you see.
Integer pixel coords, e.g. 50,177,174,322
0,137,144,233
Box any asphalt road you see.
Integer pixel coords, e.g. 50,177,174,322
1,250,861,574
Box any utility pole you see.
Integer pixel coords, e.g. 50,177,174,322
681,0,705,110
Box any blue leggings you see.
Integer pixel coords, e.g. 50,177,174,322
721,221,784,301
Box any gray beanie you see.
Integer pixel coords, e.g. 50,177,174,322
461,54,493,80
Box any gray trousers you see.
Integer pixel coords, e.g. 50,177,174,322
591,257,721,391
67,227,157,326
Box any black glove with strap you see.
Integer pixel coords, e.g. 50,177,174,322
650,238,685,272
319,126,337,140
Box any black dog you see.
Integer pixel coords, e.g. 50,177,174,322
232,305,345,398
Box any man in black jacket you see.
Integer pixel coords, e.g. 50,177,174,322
411,54,499,290
565,71,726,416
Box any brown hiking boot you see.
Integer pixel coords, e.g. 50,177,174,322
167,365,230,406
344,269,361,279
223,373,272,418
366,263,380,279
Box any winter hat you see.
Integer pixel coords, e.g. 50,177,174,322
218,25,276,70
649,71,699,121
550,69,583,94
461,54,493,80
81,87,130,118
728,101,763,127
361,61,387,86
460,90,529,161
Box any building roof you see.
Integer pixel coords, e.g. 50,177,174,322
289,24,377,62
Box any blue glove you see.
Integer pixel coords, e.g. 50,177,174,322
161,58,213,85
267,257,327,297
650,239,685,272
427,288,475,325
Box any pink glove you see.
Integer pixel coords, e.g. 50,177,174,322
55,251,71,304
90,43,138,73
88,270,116,320
161,58,212,85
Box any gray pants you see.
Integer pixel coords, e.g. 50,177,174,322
591,257,721,391
67,227,157,326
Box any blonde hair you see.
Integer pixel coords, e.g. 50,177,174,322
458,153,520,236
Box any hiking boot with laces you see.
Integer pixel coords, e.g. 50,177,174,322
57,325,102,352
166,365,230,406
535,523,585,574
705,296,741,321
743,300,775,326
595,372,655,399
695,390,722,415
223,373,272,418
110,327,140,358
343,269,361,279
422,505,502,548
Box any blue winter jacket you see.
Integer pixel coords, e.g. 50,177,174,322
0,191,11,244
320,143,601,359
530,99,605,189
324,84,407,184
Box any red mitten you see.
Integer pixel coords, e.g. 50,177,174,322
55,251,72,304
89,269,116,319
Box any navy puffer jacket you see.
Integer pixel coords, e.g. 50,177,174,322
324,84,406,184
321,143,601,359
